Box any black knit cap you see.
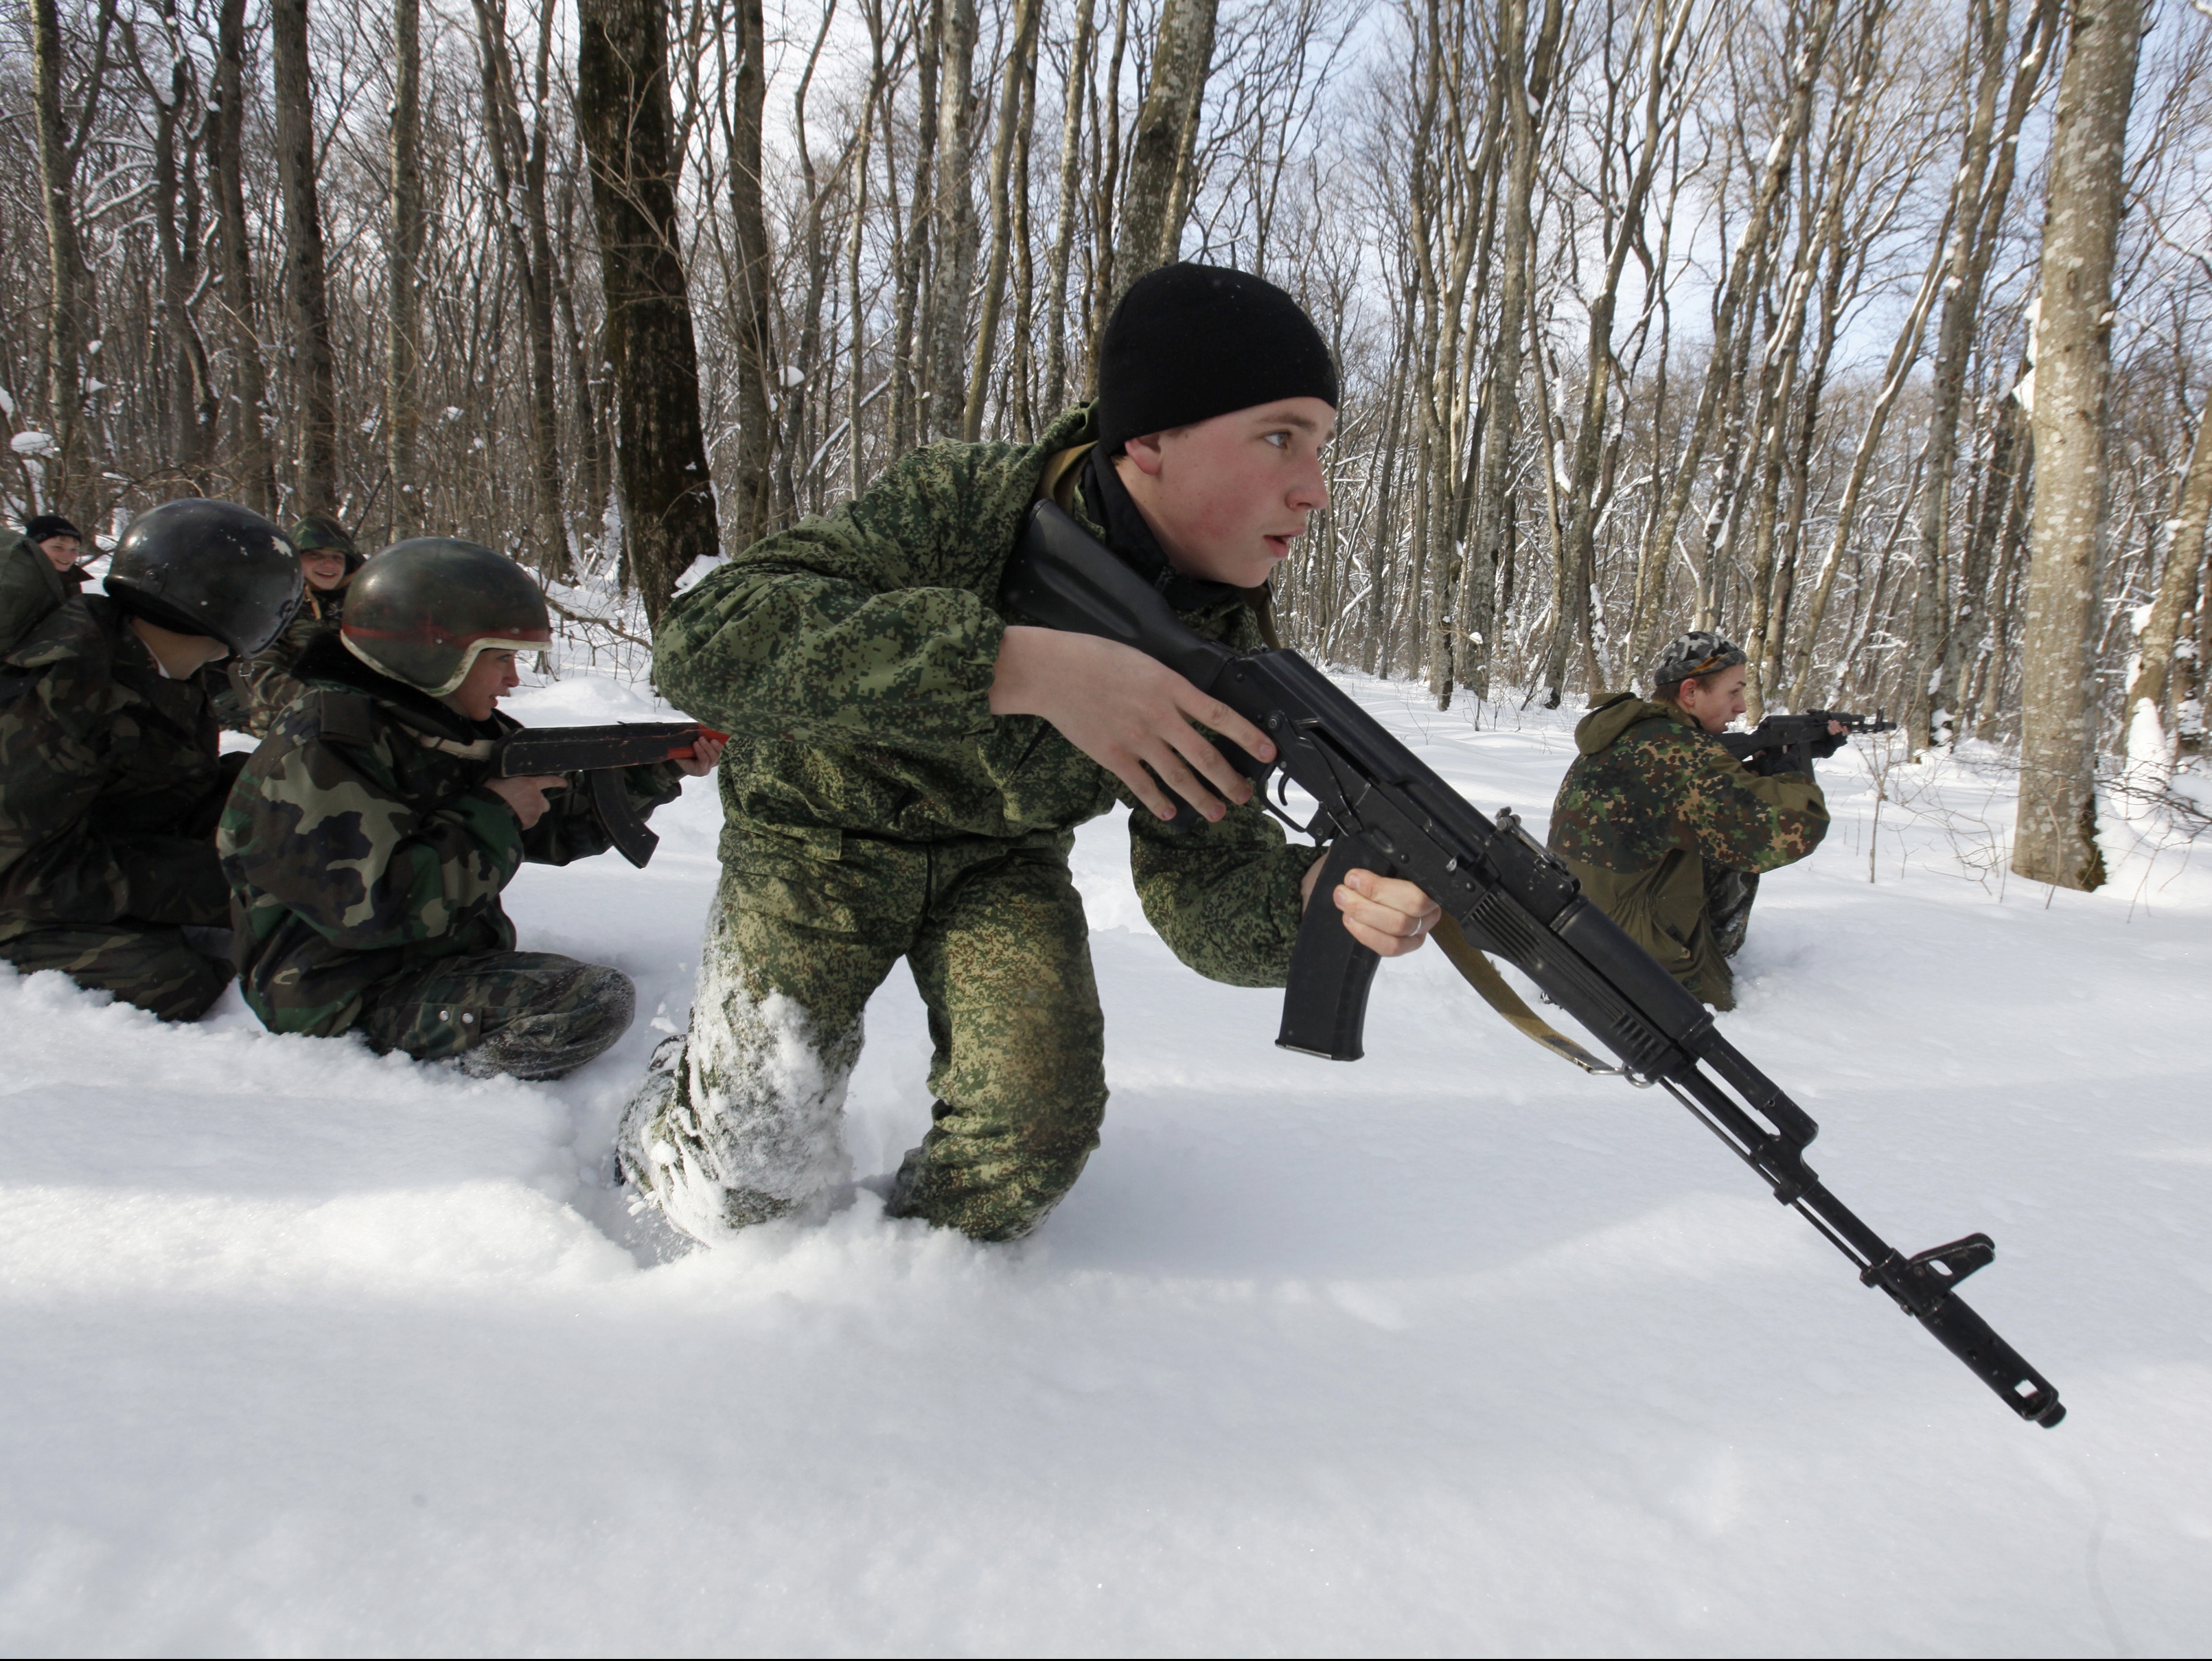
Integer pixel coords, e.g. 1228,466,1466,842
1096,263,1338,453
24,514,80,545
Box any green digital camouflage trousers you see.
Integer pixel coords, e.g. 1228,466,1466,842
358,950,636,1081
619,824,1107,1244
0,919,233,1021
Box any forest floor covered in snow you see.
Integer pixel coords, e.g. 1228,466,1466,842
3,667,2208,1656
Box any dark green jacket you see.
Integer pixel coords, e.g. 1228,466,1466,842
231,582,345,736
0,595,233,941
653,404,1311,989
1549,693,1829,1007
0,534,84,658
218,633,683,1037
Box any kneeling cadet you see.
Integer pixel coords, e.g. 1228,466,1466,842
1548,632,1836,1010
0,501,300,1018
219,538,723,1079
623,264,1440,1244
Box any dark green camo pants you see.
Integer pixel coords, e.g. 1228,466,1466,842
1,919,233,1021
358,950,636,1081
1704,863,1760,960
620,826,1107,1244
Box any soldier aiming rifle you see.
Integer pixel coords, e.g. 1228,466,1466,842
1549,632,1853,1011
220,537,724,1081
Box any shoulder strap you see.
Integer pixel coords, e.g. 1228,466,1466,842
1035,443,1094,512
315,688,378,748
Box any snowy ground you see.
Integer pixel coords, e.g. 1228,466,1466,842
3,669,2208,1657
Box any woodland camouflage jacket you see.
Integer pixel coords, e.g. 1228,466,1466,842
218,632,682,1036
1549,692,1830,1005
0,595,233,939
231,584,345,737
653,403,1313,989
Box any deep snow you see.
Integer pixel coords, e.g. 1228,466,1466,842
3,669,2208,1657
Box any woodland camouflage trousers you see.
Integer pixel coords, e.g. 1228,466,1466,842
358,950,636,1081
620,825,1107,1244
0,918,233,1021
1703,864,1761,961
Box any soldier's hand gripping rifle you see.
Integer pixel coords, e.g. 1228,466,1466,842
1004,501,2064,1428
492,722,724,868
1720,709,1898,778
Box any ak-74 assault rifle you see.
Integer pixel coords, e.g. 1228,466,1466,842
1002,501,2065,1428
1720,709,1899,778
490,722,724,868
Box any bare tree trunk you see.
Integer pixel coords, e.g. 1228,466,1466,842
2013,0,2143,892
965,0,1041,440
779,1,841,513
209,0,273,516
718,0,776,544
387,0,424,536
1043,0,1095,414
890,0,941,453
30,0,111,512
473,0,570,573
1455,0,1560,707
925,0,980,441
1899,0,2056,748
575,0,722,622
270,0,339,516
2122,388,2212,772
848,3,891,501
1111,0,1219,303
130,3,219,490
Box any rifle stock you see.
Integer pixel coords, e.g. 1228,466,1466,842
1003,501,2066,1428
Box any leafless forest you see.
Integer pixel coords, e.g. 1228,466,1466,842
4,0,2209,884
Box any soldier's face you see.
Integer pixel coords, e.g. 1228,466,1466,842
1677,664,1749,733
444,648,522,721
37,534,80,571
1116,397,1335,589
301,551,348,591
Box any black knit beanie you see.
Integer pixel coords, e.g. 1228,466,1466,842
24,514,80,545
1096,263,1338,453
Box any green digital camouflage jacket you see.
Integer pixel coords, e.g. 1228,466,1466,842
218,632,684,1037
1549,692,1830,1006
231,584,345,736
653,404,1313,989
0,595,233,940
0,534,85,657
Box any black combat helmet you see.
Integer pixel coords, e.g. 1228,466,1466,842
105,499,304,656
341,538,553,696
292,511,366,573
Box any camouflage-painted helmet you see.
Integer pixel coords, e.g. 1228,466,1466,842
341,538,553,696
291,511,366,573
1652,630,1747,689
104,498,303,656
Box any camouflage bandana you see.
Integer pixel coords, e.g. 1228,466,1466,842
1652,630,1746,688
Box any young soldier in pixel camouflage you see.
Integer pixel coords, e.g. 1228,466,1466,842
229,512,363,736
219,538,724,1081
0,499,302,1020
624,264,1441,1245
1547,632,1837,1010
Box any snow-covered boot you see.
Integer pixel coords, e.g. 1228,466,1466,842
615,981,857,1243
